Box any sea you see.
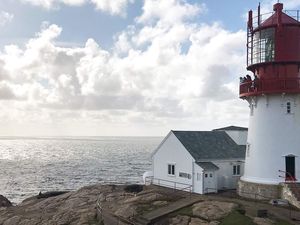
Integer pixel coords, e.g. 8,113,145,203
0,136,162,204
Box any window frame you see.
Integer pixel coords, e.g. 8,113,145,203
246,143,251,157
167,163,175,176
252,28,275,64
233,164,241,176
287,101,291,114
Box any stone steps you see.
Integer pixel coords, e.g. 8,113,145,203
285,183,300,203
286,183,300,200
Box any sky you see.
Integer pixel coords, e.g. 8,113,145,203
0,0,299,136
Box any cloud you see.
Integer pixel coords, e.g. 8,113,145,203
20,0,86,9
91,0,134,16
0,82,16,100
0,0,249,135
137,0,206,25
19,0,133,16
0,11,14,26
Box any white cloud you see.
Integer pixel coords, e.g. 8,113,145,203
0,0,249,135
137,0,205,25
19,0,133,15
91,0,134,16
0,11,14,26
20,0,86,9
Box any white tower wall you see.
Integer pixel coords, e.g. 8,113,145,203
241,94,300,184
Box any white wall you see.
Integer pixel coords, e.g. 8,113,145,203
152,132,195,191
225,130,248,145
213,159,244,190
242,94,300,184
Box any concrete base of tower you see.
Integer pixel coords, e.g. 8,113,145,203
238,179,281,200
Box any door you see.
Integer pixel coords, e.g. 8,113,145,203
193,172,203,194
204,172,216,193
285,156,295,181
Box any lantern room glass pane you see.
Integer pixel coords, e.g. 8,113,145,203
252,28,275,64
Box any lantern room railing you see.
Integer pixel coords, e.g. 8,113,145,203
252,10,300,30
239,78,300,97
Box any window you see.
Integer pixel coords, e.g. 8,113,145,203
204,173,208,178
168,164,175,176
252,28,275,64
287,102,291,114
179,172,191,179
209,173,213,178
233,165,241,175
197,173,201,181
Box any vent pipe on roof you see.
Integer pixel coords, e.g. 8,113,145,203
274,3,283,30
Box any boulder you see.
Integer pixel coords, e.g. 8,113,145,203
209,222,220,225
124,184,143,193
114,204,137,219
0,195,12,207
152,200,168,206
124,192,165,204
192,201,237,220
3,216,21,225
189,218,209,225
169,215,190,225
37,191,69,199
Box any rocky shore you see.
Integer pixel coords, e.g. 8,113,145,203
0,184,296,225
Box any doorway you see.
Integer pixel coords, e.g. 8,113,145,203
203,172,216,193
285,156,295,181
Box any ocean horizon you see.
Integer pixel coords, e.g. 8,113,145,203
0,136,162,204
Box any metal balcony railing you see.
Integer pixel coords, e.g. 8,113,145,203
252,10,300,30
239,77,300,97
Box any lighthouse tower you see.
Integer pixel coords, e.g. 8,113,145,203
238,3,300,198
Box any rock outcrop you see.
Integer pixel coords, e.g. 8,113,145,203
0,185,114,225
192,201,237,220
0,195,12,208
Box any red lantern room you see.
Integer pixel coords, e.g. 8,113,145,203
240,3,300,98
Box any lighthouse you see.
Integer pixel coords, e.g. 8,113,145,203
238,3,300,199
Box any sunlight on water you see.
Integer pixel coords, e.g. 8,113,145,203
0,137,162,204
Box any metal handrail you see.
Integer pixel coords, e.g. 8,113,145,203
239,77,300,97
239,190,271,201
145,176,192,196
96,192,136,225
252,10,300,30
279,169,297,182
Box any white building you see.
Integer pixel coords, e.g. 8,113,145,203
150,126,247,194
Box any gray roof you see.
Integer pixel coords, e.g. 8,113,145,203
196,162,219,171
213,126,248,131
172,130,245,160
